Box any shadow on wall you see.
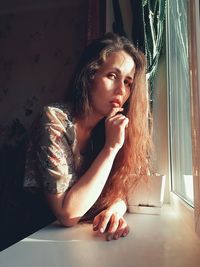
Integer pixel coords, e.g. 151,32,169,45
0,3,87,251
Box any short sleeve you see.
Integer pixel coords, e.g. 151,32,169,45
37,105,77,194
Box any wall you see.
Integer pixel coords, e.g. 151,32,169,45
152,48,170,203
106,0,133,40
0,0,88,251
0,0,87,148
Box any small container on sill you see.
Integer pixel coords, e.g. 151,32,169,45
127,174,166,215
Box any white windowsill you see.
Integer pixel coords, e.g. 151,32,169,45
170,191,195,231
0,204,200,267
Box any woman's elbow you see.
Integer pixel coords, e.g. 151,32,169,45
58,214,80,227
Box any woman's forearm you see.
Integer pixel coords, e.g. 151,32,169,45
56,146,119,225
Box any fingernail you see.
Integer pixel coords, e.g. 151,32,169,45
100,227,104,233
114,234,118,240
107,235,112,241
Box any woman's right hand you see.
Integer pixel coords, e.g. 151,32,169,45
104,107,129,151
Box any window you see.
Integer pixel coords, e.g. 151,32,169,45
167,0,193,206
166,0,200,236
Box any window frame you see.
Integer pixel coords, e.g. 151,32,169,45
187,0,200,237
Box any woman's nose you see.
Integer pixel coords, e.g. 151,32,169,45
115,80,126,95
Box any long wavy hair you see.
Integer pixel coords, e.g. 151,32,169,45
67,32,153,216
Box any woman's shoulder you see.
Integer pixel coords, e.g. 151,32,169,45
42,102,74,127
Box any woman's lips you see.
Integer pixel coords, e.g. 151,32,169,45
110,100,121,108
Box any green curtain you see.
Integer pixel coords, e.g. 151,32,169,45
112,0,166,104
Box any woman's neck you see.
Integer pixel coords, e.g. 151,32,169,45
76,112,103,133
75,112,103,155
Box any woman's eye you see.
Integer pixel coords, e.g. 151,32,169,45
124,80,132,88
108,73,117,80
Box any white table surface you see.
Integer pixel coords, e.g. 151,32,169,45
0,205,200,267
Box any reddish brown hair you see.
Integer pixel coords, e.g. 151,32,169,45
94,48,152,212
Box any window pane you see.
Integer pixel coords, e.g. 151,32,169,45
167,0,194,206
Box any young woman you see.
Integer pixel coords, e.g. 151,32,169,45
24,32,152,241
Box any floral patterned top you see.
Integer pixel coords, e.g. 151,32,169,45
24,103,87,194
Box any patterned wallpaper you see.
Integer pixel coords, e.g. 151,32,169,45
0,5,86,147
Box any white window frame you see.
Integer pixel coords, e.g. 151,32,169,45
188,0,200,236
167,0,200,237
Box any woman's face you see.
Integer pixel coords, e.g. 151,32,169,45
90,50,135,118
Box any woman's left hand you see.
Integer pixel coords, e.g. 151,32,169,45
93,209,130,241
